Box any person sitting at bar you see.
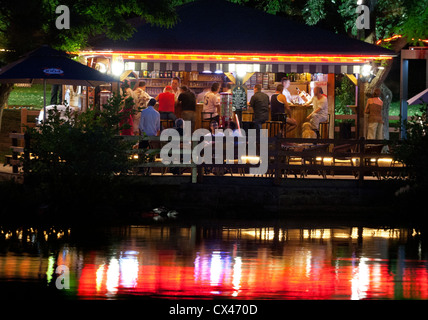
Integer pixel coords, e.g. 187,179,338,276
139,98,160,149
178,85,196,133
281,77,293,104
173,118,184,136
156,85,176,124
203,83,221,123
249,84,269,131
305,86,328,138
225,120,242,137
208,119,224,137
365,88,384,140
270,84,297,137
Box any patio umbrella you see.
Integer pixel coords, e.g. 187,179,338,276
0,45,118,121
407,88,428,105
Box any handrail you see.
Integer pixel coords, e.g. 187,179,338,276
125,135,405,183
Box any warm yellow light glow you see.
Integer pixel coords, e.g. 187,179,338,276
378,158,393,167
77,50,393,65
241,156,260,164
303,229,331,239
361,64,372,77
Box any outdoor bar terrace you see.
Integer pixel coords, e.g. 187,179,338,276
2,0,405,188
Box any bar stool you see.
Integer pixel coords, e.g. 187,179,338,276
318,114,330,139
271,113,287,138
160,119,174,130
201,112,215,129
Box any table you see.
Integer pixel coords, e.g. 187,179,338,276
287,104,313,138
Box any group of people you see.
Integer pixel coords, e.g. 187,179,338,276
119,74,384,144
119,77,198,140
249,80,329,138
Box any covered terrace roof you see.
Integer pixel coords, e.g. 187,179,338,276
82,0,395,74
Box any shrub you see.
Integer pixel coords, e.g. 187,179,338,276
23,91,136,213
392,104,428,190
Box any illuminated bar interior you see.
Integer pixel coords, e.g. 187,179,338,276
69,0,395,139
72,49,393,140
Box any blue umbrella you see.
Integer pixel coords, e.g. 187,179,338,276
0,45,118,121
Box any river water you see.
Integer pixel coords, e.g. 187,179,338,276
1,222,427,300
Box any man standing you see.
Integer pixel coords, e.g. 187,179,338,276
249,84,269,131
305,86,328,137
203,82,221,123
133,81,151,135
177,85,196,133
171,77,181,101
139,98,160,148
156,85,176,123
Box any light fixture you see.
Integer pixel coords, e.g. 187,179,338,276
236,64,247,78
361,64,372,77
95,62,107,73
111,55,124,76
360,63,376,83
112,61,124,76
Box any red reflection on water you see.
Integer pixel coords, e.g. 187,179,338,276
3,227,428,300
74,253,428,299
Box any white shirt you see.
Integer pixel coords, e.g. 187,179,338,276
134,88,151,109
282,88,292,103
311,95,328,119
203,91,220,118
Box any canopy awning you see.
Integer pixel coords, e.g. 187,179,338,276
81,0,396,74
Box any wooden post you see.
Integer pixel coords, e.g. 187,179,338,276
327,74,335,139
400,56,409,139
11,131,18,174
274,138,281,185
23,132,30,176
358,137,365,186
357,76,367,139
20,108,28,134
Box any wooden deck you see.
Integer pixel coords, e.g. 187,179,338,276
2,128,408,185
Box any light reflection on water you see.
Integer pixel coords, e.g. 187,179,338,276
0,224,427,300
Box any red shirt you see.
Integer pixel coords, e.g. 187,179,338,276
158,92,175,113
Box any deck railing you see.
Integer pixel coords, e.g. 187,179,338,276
7,130,407,184
124,136,407,184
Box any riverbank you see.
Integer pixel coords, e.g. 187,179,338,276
0,174,420,227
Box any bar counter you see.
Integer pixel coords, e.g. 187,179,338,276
241,104,313,138
156,102,312,138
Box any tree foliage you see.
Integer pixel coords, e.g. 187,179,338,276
393,105,428,187
229,0,428,44
24,91,136,209
0,0,178,64
335,75,355,115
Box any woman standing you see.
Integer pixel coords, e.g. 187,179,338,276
365,88,384,139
